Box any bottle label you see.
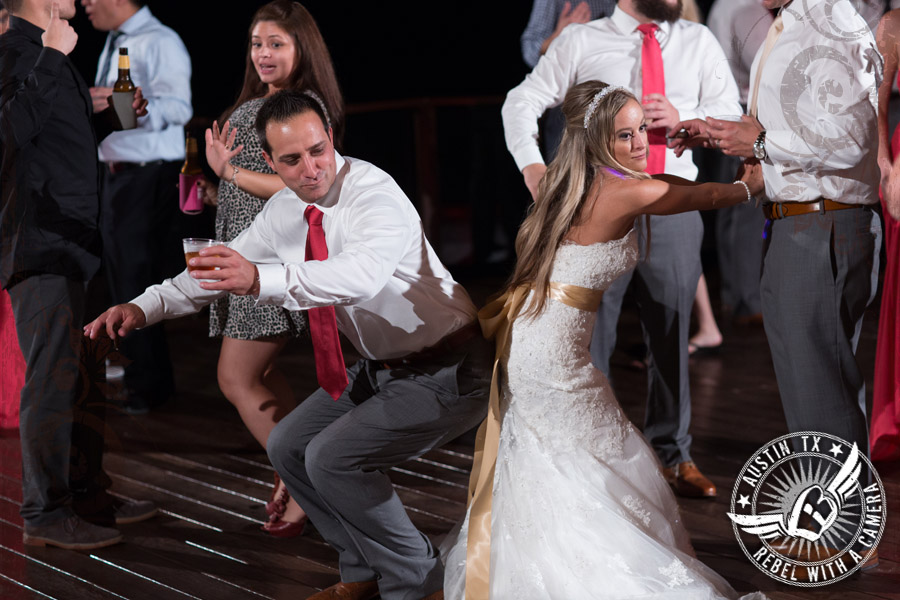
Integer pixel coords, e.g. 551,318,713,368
118,55,130,70
112,91,137,130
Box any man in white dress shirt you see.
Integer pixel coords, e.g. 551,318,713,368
502,0,741,498
681,0,882,459
83,0,192,413
85,91,490,600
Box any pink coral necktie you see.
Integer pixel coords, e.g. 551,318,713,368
637,23,666,175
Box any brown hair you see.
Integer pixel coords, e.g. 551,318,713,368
222,1,344,146
255,90,329,155
505,81,649,319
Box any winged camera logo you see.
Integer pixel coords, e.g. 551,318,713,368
727,432,886,587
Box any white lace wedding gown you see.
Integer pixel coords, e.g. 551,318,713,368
442,229,765,599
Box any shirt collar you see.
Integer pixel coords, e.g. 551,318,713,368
302,150,347,216
8,15,44,42
117,5,152,36
610,5,672,43
780,0,806,29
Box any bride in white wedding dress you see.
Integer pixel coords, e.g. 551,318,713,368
442,82,767,599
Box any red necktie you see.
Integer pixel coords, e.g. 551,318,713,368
637,23,666,175
304,205,349,400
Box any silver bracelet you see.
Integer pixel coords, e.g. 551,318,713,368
733,180,752,204
230,165,239,187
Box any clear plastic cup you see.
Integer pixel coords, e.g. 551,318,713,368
182,238,222,281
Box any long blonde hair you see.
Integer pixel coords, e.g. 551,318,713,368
505,81,649,319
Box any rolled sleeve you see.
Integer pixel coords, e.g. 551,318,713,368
521,0,556,68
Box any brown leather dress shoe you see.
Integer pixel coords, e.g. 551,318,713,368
662,461,716,498
306,580,379,600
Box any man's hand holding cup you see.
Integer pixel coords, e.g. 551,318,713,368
187,245,260,296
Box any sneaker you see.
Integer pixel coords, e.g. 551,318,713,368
23,515,122,550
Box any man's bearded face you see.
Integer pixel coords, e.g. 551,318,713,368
634,0,683,23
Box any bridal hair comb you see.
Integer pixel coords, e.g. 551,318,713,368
583,85,626,130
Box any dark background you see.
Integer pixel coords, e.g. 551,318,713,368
69,2,533,117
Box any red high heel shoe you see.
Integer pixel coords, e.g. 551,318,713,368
262,514,308,538
265,473,287,519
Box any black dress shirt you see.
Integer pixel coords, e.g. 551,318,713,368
0,16,118,289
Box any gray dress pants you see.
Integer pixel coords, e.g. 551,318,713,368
589,212,703,467
761,207,881,451
268,333,492,600
717,197,766,317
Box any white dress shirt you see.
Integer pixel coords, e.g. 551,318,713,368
707,0,773,105
749,0,881,204
132,152,478,360
502,6,741,180
95,7,192,163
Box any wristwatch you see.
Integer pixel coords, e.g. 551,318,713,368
753,131,767,161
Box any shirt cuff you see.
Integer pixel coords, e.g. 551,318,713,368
131,294,163,329
256,263,288,306
511,145,546,172
677,109,700,123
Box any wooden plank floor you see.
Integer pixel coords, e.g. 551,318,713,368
0,275,898,600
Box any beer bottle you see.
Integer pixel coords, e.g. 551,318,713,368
111,47,137,130
181,137,202,176
179,136,204,214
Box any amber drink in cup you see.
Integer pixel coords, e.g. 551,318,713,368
183,238,221,281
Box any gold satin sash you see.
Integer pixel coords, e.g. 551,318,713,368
465,281,604,599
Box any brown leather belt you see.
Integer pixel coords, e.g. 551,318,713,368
381,321,481,369
763,199,863,220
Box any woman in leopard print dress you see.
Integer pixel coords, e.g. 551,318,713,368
197,0,344,537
